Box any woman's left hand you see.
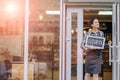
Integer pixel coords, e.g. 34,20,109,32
108,40,112,45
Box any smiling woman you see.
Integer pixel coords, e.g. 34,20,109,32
81,18,105,80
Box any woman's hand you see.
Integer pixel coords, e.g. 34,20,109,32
89,46,98,50
108,40,112,46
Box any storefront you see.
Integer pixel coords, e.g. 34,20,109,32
0,0,120,80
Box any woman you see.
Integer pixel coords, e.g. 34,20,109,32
81,18,110,80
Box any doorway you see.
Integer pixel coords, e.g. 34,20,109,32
62,3,120,80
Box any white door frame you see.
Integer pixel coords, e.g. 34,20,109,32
24,0,29,80
111,3,120,80
117,3,120,80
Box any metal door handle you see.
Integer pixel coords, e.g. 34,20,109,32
109,45,120,65
109,45,114,65
115,45,120,63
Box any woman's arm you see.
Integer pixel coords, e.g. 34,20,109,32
81,32,89,51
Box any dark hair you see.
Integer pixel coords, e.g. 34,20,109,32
89,18,98,25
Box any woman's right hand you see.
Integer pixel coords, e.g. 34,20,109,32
89,46,98,50
90,47,100,50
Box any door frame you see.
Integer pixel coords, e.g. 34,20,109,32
112,3,120,80
24,0,29,80
59,2,120,80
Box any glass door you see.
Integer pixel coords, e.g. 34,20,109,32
66,8,83,80
28,0,60,80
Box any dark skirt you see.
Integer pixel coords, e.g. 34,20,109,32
85,51,102,74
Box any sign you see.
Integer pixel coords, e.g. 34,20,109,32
85,35,105,49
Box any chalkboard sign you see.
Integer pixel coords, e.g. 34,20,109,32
85,35,105,49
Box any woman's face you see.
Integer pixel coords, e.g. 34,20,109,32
91,19,100,29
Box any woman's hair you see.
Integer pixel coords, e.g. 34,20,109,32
89,18,98,25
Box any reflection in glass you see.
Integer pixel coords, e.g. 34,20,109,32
0,0,24,80
71,13,77,80
29,0,60,80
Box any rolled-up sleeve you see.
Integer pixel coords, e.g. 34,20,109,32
81,32,88,51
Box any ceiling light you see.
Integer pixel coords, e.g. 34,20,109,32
6,3,17,13
46,10,60,15
39,15,43,20
83,30,86,34
71,29,74,34
98,11,112,15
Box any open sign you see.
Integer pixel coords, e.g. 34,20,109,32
85,35,105,49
